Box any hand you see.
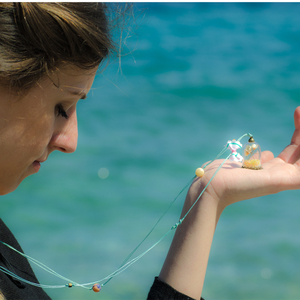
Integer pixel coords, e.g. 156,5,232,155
190,106,300,212
159,108,300,300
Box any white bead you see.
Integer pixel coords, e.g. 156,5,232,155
195,168,204,177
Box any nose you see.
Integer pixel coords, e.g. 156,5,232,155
50,109,78,153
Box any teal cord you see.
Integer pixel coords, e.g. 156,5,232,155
179,153,232,224
0,241,89,289
0,133,252,291
102,176,195,287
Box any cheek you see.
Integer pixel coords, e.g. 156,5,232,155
0,117,54,194
27,118,55,154
2,115,54,161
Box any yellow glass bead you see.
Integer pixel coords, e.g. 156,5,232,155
92,283,101,292
243,159,261,169
195,168,204,177
242,136,262,170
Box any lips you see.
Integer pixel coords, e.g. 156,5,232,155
32,155,47,173
32,161,41,172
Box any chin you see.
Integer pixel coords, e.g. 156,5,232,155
0,184,19,195
0,188,15,196
0,177,24,195
0,170,37,195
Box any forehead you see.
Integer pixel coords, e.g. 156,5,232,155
47,65,98,95
4,64,98,104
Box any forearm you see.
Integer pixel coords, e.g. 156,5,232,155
159,181,223,299
156,105,300,299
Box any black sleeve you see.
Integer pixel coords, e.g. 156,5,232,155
147,277,205,300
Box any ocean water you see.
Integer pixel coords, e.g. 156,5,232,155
2,2,300,300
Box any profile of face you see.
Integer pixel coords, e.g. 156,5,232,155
0,65,98,195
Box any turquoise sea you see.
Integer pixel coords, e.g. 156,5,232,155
2,3,300,300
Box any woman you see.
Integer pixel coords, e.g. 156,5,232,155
1,2,300,300
0,3,110,299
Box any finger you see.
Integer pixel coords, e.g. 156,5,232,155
291,106,300,145
278,106,300,163
261,150,274,164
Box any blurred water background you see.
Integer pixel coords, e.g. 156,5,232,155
2,2,300,299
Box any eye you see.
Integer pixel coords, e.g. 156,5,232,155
55,104,69,119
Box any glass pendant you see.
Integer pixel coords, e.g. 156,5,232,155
242,136,262,170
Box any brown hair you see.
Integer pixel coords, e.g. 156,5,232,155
0,2,115,90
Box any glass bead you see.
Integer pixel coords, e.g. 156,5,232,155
195,168,204,177
92,283,101,292
242,136,262,170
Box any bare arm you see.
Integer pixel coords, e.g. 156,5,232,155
159,107,300,299
159,183,220,299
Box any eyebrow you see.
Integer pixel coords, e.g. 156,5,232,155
68,90,87,100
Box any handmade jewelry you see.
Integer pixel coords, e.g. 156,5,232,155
0,133,261,294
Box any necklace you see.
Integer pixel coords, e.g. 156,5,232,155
0,133,260,293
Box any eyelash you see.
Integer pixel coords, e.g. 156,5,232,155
55,104,69,119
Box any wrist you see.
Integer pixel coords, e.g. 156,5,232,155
183,177,224,221
159,178,224,299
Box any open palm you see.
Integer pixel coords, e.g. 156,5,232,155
193,107,300,210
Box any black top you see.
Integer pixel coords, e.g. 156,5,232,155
148,277,205,300
0,219,51,300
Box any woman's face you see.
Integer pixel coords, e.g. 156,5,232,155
0,65,98,195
